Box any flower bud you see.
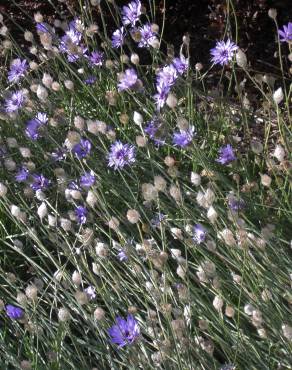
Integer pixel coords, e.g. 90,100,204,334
133,111,143,125
58,307,70,322
236,49,247,69
273,87,284,105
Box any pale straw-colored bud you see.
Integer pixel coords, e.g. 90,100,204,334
142,183,158,201
273,87,284,105
120,54,129,64
164,156,175,167
219,228,236,246
213,296,223,311
268,8,277,19
36,85,48,101
64,80,74,90
169,185,182,202
37,202,47,219
166,93,178,108
130,53,140,65
34,12,43,22
260,173,272,187
74,116,85,130
75,291,88,305
29,61,38,70
48,214,57,227
86,190,97,208
60,218,72,231
24,30,34,42
25,284,38,301
58,307,70,322
4,158,16,171
72,271,82,286
177,116,189,130
133,111,143,125
95,242,109,257
225,305,235,318
94,307,105,320
11,205,21,218
236,49,247,69
154,175,167,191
273,144,285,162
207,206,218,223
108,216,119,230
19,147,31,158
127,209,140,224
0,183,8,197
51,81,60,91
7,137,18,148
282,324,292,340
20,360,32,370
17,292,27,306
136,135,147,147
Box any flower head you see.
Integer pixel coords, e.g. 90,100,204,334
117,249,128,262
108,314,140,347
80,171,96,188
216,144,236,165
84,76,97,85
138,23,157,48
8,58,28,83
144,118,166,145
278,22,292,43
210,39,238,66
173,126,195,148
87,50,104,67
193,224,207,244
5,90,26,113
5,304,24,320
118,68,138,91
108,141,136,170
30,174,50,191
25,112,48,140
75,205,88,224
172,55,189,75
72,139,92,159
112,27,125,48
15,167,29,183
156,65,178,88
122,0,142,27
85,286,96,300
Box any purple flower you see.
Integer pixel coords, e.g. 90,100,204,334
118,68,138,91
228,197,245,211
87,51,104,66
153,83,170,110
210,39,238,66
68,181,81,191
112,27,125,48
30,174,50,191
193,224,207,244
138,23,157,48
156,65,178,88
173,126,195,148
8,59,28,83
25,113,48,140
150,212,166,228
108,141,136,170
75,205,88,224
51,147,67,161
117,249,128,262
5,304,24,320
59,19,86,62
85,286,96,300
72,139,92,159
172,55,189,75
15,167,29,182
84,76,97,85
278,22,292,43
216,144,236,165
108,314,140,348
36,22,51,34
80,171,96,188
144,118,166,145
5,90,26,113
122,0,142,27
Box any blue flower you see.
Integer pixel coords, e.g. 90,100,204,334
112,27,125,48
210,39,238,66
87,51,104,66
173,126,195,148
80,171,96,188
118,69,138,91
72,139,92,159
8,58,28,83
15,167,29,183
108,314,140,347
30,174,50,191
75,205,88,224
5,304,24,320
85,286,96,300
5,90,26,113
172,55,189,75
121,0,142,27
138,23,157,48
278,22,292,43
108,141,136,170
25,112,48,140
117,249,128,262
216,144,236,165
193,224,207,244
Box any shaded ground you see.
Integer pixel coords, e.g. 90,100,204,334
1,0,291,74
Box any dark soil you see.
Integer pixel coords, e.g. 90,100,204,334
1,0,291,73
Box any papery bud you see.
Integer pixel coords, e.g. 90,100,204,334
0,183,8,197
166,93,178,108
207,206,218,223
94,307,105,320
25,284,38,301
75,291,88,305
72,271,82,286
36,85,48,101
273,87,284,105
126,209,140,224
268,8,277,19
273,144,285,162
236,49,247,69
130,53,140,65
58,307,70,322
64,80,74,90
213,296,223,311
133,111,143,125
260,174,272,187
37,202,47,219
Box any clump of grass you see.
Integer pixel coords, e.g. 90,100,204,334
0,1,291,369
